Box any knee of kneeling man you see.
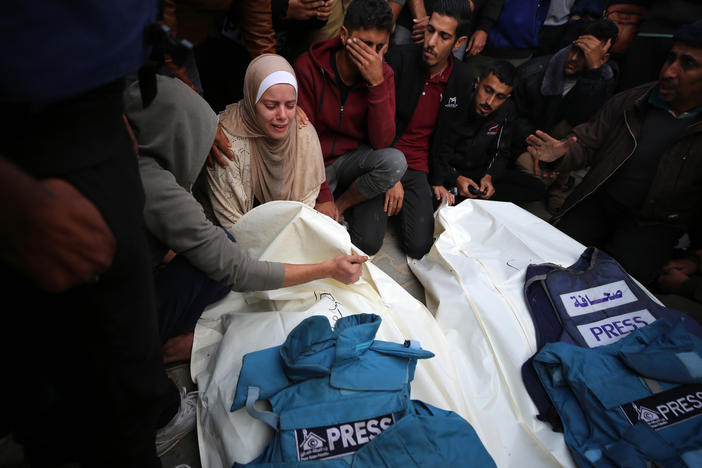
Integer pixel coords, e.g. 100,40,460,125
405,239,432,259
351,234,384,256
377,148,408,176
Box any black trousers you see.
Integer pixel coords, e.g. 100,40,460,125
155,230,234,342
554,190,683,287
396,169,435,259
455,168,547,205
0,82,179,467
491,168,548,205
343,169,435,258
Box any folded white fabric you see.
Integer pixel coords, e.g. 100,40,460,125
191,202,473,468
410,199,585,468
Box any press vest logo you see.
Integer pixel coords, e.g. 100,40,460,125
294,414,395,461
621,383,702,430
576,309,656,347
445,96,458,108
559,280,637,317
487,122,500,135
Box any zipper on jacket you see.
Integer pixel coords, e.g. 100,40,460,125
330,85,351,157
555,109,639,221
673,151,689,191
672,120,702,191
317,67,326,115
486,122,505,173
329,105,344,157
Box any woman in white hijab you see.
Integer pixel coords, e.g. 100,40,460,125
206,54,327,230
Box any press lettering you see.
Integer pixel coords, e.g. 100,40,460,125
340,424,356,447
326,427,341,451
678,397,693,413
621,318,633,329
354,422,369,444
379,417,393,430
668,400,684,417
297,413,395,461
613,320,626,335
366,419,380,438
633,316,649,327
656,404,670,420
602,323,618,339
590,326,605,342
622,384,702,430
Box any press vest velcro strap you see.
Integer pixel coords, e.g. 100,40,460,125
611,421,683,466
404,340,421,349
640,377,663,394
245,386,280,431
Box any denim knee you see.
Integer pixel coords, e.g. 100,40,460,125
357,148,407,198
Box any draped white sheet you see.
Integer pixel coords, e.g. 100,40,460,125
410,199,584,468
191,200,577,467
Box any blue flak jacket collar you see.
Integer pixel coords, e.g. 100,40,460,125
279,314,383,381
232,314,434,411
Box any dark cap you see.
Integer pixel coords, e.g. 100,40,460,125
674,19,702,47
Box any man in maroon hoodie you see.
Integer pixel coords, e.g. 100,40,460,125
295,0,406,255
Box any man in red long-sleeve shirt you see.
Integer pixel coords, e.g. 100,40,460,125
295,0,406,255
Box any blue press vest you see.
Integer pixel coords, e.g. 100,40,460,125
521,247,702,427
231,314,495,467
534,318,702,468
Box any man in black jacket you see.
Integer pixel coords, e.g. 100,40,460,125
513,19,619,148
384,0,472,258
512,19,619,212
433,61,547,204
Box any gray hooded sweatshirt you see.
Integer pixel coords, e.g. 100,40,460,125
124,75,285,291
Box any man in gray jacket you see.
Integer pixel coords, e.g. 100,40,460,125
125,76,366,365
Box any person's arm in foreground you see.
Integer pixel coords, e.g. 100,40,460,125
282,254,367,286
0,156,116,292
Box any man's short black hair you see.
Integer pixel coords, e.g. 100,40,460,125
581,19,619,46
426,0,472,38
344,0,394,33
480,60,517,88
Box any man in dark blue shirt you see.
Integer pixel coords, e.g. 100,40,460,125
0,2,190,464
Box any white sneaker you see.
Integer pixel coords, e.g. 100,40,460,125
156,387,199,457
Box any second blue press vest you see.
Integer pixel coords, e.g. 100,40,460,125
534,318,702,467
521,247,702,428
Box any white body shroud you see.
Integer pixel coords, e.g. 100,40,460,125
191,200,578,467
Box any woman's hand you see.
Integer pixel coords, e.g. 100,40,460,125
327,254,367,284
